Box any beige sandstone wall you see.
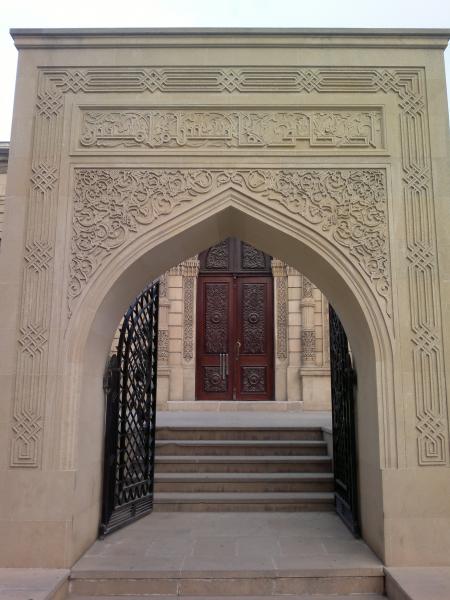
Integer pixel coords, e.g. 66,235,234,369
0,28,449,570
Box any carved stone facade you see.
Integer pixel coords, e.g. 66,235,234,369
0,29,449,569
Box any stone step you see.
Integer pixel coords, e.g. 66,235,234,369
155,471,335,493
68,594,386,600
69,569,384,597
153,491,335,512
156,439,328,456
155,455,332,473
156,426,324,441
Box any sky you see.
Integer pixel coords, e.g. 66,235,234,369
1,0,450,140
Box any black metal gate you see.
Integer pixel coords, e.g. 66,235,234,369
100,282,159,537
329,305,359,535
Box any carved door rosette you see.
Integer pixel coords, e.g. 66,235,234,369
9,65,448,470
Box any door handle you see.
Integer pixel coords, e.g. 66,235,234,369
219,353,228,380
235,340,241,359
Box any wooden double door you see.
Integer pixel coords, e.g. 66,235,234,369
196,238,274,400
196,274,274,400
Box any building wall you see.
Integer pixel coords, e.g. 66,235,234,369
0,166,7,245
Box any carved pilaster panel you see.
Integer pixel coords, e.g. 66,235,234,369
301,329,317,364
302,276,314,298
182,275,195,362
275,275,288,361
10,72,63,468
158,330,169,364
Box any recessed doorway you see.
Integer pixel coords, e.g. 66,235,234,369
196,237,274,401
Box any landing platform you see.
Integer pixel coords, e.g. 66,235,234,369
71,512,384,596
157,410,332,430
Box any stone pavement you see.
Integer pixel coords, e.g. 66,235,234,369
386,567,450,599
70,512,384,596
0,568,69,599
73,512,380,576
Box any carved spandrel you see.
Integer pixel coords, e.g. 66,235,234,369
78,108,384,152
70,168,390,318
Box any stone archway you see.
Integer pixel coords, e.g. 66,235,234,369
0,29,449,570
64,187,390,566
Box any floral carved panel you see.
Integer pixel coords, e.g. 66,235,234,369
70,168,390,319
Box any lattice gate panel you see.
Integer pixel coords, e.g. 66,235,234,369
100,282,159,537
329,305,359,536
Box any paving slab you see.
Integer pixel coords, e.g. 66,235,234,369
0,568,69,600
386,567,450,600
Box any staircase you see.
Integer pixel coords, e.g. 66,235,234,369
67,427,387,599
153,425,335,511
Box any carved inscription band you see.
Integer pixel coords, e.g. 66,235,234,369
79,108,384,151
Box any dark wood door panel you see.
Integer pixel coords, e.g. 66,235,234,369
235,278,274,400
196,276,233,400
196,271,274,401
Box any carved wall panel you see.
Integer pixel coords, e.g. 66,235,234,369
302,329,317,363
9,65,447,469
77,107,384,152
